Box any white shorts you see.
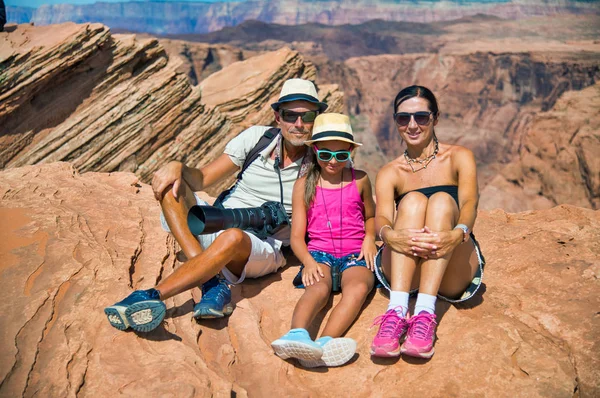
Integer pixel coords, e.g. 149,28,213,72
160,195,286,284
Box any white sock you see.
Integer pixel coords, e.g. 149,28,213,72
414,293,437,315
387,291,409,317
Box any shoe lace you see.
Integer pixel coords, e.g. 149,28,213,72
407,312,437,340
371,308,406,338
202,278,229,301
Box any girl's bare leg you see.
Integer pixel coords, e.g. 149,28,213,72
320,267,374,337
290,268,333,330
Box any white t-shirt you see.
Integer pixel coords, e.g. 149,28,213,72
222,125,304,245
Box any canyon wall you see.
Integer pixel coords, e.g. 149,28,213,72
327,50,600,210
481,82,600,212
6,0,599,34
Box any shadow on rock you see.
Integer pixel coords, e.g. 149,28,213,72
165,298,195,319
134,324,183,342
371,354,401,365
454,282,486,310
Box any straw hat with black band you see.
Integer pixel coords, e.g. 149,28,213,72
271,78,329,112
304,113,362,146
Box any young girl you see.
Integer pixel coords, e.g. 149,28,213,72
271,113,377,368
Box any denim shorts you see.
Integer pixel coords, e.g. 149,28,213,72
374,235,486,303
293,250,369,292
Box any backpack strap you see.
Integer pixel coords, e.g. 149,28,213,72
236,127,280,180
213,127,280,208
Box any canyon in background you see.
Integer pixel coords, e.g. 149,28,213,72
1,3,599,397
143,12,600,211
7,0,599,35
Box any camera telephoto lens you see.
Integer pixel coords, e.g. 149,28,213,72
187,201,290,239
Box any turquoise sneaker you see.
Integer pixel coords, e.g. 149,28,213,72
298,336,357,368
271,328,324,361
104,288,166,332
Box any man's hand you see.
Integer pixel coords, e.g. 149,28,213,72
152,161,184,200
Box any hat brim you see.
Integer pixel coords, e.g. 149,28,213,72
271,93,328,112
305,136,362,146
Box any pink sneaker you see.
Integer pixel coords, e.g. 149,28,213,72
370,308,408,357
400,311,437,359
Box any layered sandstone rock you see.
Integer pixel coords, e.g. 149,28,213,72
1,162,598,397
0,23,342,196
481,82,600,212
152,38,244,85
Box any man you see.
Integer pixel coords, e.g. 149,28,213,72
105,78,328,332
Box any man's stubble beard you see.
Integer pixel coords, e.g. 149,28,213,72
285,127,311,147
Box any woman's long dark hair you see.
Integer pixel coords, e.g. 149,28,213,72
393,85,440,116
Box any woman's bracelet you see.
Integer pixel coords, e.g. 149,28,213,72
378,225,393,242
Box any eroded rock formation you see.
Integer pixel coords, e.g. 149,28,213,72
1,162,598,397
0,23,342,197
481,82,600,212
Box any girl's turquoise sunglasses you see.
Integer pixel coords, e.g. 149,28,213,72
313,146,351,162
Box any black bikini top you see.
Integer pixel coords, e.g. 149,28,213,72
395,185,459,207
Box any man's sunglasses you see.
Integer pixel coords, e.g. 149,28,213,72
393,111,432,127
279,109,318,123
313,146,351,162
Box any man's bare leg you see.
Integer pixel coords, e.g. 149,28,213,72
156,228,252,300
160,182,204,259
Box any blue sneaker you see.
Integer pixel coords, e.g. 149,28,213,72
271,328,324,361
298,336,357,368
104,288,166,333
193,276,233,319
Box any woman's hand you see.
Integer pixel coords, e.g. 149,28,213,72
302,261,326,286
410,226,464,258
152,161,184,200
358,239,378,271
384,227,435,258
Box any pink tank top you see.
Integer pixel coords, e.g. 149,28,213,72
306,169,365,257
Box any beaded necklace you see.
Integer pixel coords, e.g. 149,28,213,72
404,135,439,173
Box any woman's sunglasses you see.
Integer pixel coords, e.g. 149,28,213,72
313,146,351,162
393,111,432,127
279,109,318,123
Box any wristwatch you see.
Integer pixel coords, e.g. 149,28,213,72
454,224,470,243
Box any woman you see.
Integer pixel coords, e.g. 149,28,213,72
370,85,485,359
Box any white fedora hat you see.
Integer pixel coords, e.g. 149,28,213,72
271,78,328,112
304,113,362,146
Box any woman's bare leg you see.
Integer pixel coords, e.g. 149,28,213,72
382,192,428,291
418,192,459,295
320,267,374,337
438,239,479,299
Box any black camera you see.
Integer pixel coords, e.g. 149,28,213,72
187,201,290,239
